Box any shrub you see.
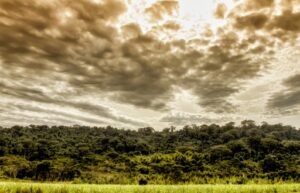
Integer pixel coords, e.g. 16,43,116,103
139,178,148,185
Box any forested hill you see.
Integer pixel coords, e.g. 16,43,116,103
0,121,299,184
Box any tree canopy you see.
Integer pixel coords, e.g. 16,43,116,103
0,121,299,184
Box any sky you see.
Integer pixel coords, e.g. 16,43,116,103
0,0,300,129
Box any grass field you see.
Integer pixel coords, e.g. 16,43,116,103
0,182,299,193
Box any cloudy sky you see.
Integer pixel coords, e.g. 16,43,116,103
0,0,300,129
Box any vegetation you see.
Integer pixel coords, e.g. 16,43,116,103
0,182,300,193
0,120,299,184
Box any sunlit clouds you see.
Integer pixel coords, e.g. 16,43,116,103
0,0,299,129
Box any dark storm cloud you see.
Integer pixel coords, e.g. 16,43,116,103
122,23,142,38
0,113,78,126
4,103,107,125
233,10,300,35
0,0,299,127
230,0,300,44
269,90,300,110
162,21,181,31
145,0,179,21
0,0,177,112
0,81,147,127
268,74,300,111
244,0,275,9
283,74,300,88
271,10,300,32
179,29,274,113
234,13,269,29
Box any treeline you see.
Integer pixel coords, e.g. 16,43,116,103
0,120,299,184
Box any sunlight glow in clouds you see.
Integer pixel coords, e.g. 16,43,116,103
0,0,300,129
121,0,236,40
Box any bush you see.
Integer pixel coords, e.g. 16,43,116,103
139,178,148,185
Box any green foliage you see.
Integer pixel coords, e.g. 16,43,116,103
0,121,299,184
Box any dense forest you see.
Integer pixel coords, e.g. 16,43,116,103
0,120,299,184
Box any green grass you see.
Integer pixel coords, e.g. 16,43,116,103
0,182,299,193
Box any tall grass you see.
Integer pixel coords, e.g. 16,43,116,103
0,182,299,193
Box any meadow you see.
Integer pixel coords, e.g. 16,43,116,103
0,182,300,193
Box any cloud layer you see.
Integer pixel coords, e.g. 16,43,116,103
268,74,300,113
0,0,299,127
